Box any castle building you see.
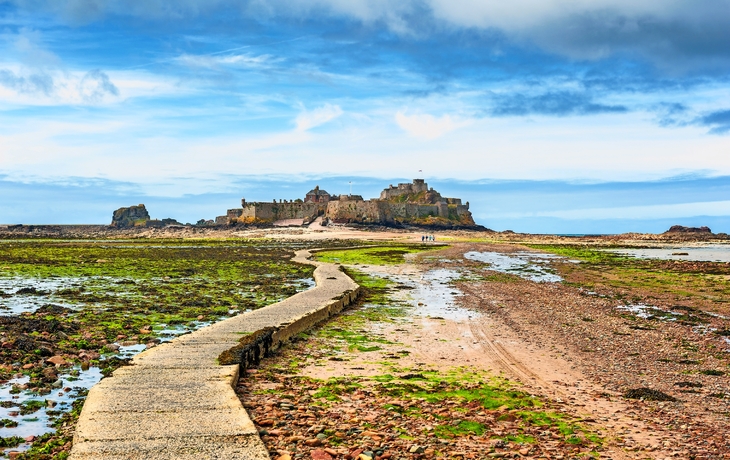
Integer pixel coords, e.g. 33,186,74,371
379,179,428,200
216,179,475,227
304,186,331,203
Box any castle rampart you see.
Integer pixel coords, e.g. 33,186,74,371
379,178,428,200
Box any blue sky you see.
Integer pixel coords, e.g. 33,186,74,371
1,1,729,232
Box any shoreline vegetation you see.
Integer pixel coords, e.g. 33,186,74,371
0,226,727,458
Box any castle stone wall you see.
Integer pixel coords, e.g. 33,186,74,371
325,200,471,225
239,202,324,222
325,200,382,224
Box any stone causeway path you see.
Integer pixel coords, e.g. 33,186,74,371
69,249,360,460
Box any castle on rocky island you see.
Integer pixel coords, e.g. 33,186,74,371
216,179,476,228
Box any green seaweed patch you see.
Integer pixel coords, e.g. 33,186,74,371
518,411,601,446
319,328,394,352
314,245,443,266
434,420,487,439
527,244,730,305
19,399,45,415
0,418,18,428
373,369,539,410
0,239,317,382
312,377,363,401
368,368,602,447
0,436,24,448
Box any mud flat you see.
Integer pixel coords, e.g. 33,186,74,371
238,241,730,460
2,228,729,458
450,242,730,458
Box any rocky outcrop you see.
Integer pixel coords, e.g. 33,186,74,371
111,204,150,228
664,225,713,234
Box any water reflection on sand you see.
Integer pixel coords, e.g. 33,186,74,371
609,245,730,262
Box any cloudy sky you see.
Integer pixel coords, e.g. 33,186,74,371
1,1,729,232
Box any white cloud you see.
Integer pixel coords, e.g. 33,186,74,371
3,107,730,192
395,111,465,139
294,104,343,131
176,52,277,69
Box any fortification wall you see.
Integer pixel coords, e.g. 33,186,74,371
240,202,323,222
325,200,473,225
325,200,382,224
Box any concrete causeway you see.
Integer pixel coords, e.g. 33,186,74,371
69,249,360,460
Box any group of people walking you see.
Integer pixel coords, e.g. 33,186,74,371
421,235,436,242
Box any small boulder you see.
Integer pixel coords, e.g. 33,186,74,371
311,449,333,460
46,356,68,366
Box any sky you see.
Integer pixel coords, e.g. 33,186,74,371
1,1,729,233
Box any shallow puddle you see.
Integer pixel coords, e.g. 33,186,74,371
463,251,564,283
616,303,679,320
0,366,103,453
356,266,477,322
0,277,86,315
608,245,730,262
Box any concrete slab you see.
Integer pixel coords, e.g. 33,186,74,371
75,407,257,442
82,384,242,412
70,435,269,460
109,365,239,384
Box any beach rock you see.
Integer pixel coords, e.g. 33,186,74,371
624,388,677,402
41,367,58,381
111,204,150,228
664,225,712,234
311,449,333,460
103,343,120,352
46,356,68,366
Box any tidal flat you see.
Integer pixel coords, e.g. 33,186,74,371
1,228,729,459
239,236,730,460
0,238,356,457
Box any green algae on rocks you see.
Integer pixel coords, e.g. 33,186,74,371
0,238,324,457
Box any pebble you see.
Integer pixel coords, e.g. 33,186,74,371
310,449,332,460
